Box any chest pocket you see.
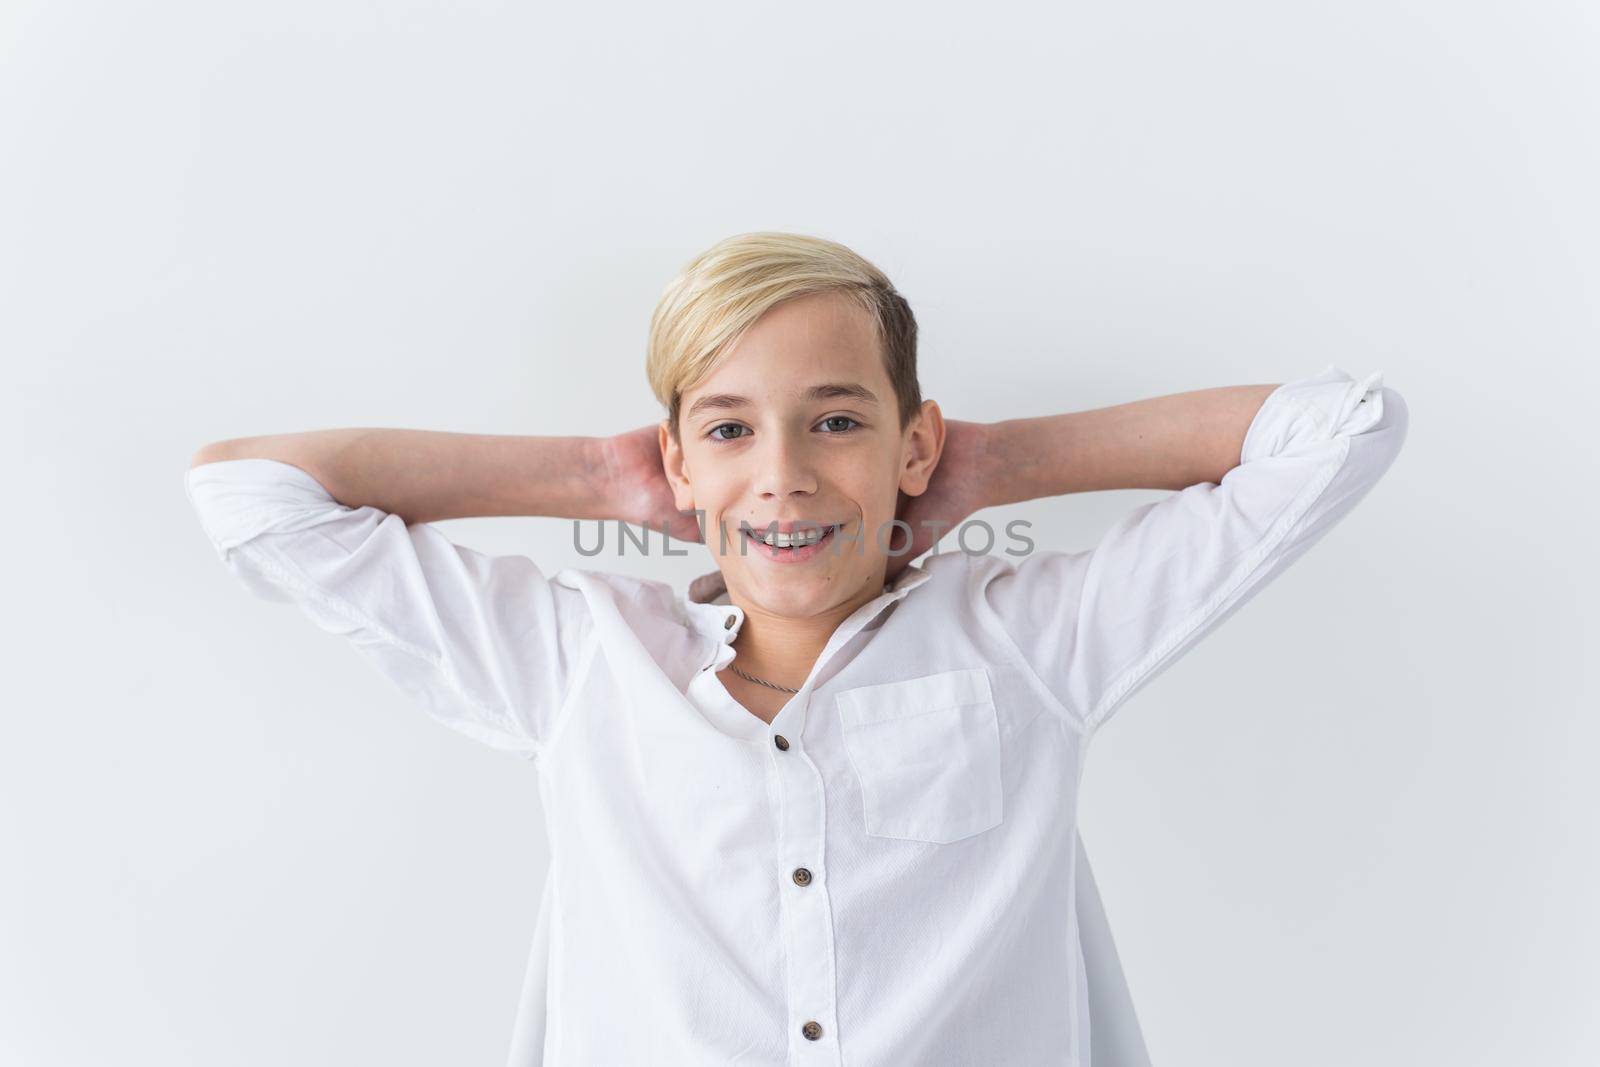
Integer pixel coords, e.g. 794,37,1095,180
835,667,1003,844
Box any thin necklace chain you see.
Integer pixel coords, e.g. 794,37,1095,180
720,578,900,695
727,662,800,694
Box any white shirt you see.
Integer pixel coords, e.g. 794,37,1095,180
185,364,1408,1066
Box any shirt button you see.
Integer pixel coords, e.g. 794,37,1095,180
724,614,736,629
773,734,789,751
801,1020,823,1041
791,867,812,887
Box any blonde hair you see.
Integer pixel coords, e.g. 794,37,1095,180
647,231,921,440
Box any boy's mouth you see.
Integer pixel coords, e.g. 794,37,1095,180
741,522,842,562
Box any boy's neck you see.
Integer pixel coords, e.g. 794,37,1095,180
724,574,888,692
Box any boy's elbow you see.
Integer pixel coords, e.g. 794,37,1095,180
1374,386,1410,455
189,441,240,469
1349,386,1410,486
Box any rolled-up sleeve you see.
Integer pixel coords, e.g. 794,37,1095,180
184,458,596,760
973,364,1410,735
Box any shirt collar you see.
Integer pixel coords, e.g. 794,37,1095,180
683,562,935,648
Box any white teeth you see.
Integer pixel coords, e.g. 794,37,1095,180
753,525,835,548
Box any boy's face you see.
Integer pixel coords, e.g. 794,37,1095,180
659,290,943,620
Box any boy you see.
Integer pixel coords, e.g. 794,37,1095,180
186,232,1409,1065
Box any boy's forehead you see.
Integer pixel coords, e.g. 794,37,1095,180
700,293,883,384
683,354,889,419
679,294,894,420
704,338,882,388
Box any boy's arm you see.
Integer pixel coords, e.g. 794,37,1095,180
189,428,612,523
885,390,1272,581
982,383,1281,501
185,429,623,760
967,365,1409,735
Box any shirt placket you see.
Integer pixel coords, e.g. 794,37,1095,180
698,576,927,1061
768,705,841,1061
704,603,846,1060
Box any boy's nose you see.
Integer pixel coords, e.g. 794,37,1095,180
754,436,818,499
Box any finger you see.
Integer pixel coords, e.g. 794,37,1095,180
689,569,726,603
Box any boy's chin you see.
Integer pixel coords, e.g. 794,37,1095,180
736,563,874,607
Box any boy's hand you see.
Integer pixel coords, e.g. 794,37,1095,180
602,425,707,545
885,419,996,583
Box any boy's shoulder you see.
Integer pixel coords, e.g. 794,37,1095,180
909,545,1089,625
550,566,718,686
551,565,687,623
915,545,1046,588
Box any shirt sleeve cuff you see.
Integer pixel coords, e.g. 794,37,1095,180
184,457,345,553
1239,364,1387,465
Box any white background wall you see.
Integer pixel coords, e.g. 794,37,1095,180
5,2,1595,1063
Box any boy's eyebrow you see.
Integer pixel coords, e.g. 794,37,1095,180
685,381,881,421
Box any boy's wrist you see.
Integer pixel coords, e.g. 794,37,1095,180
590,431,643,524
973,418,1039,509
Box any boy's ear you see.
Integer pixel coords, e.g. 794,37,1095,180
898,399,946,496
658,419,695,511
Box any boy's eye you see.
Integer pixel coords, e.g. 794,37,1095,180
706,417,860,441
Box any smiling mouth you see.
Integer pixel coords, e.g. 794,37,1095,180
740,522,843,555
